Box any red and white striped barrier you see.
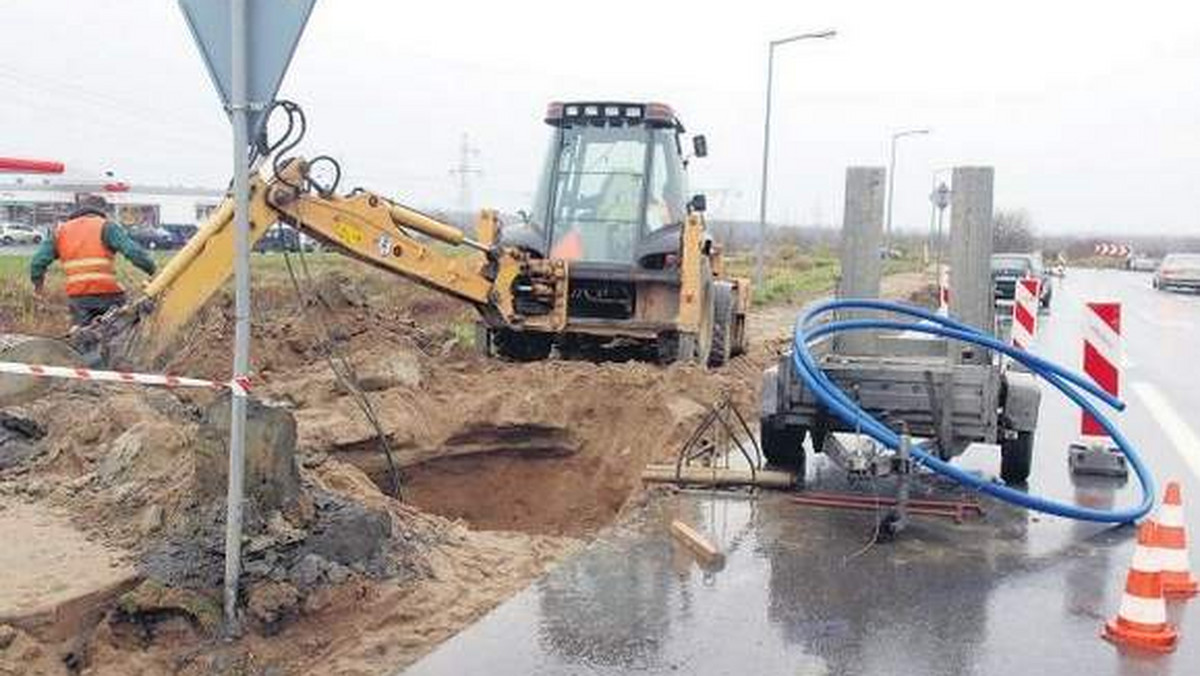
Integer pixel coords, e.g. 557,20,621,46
1081,301,1121,438
1010,277,1041,350
937,267,950,316
0,361,250,397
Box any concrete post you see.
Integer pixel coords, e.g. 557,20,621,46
948,166,994,364
835,166,886,355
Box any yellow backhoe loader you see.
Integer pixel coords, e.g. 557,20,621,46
2,101,749,392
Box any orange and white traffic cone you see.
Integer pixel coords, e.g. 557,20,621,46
1157,481,1198,599
1102,521,1178,652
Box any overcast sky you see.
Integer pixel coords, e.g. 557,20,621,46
2,0,1198,235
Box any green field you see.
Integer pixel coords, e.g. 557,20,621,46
724,247,922,306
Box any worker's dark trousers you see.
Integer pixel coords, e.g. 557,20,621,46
68,292,126,327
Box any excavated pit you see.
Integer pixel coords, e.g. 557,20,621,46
332,415,689,538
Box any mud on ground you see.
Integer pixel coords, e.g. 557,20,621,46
0,263,930,675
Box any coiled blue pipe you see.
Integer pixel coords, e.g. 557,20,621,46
790,298,1154,523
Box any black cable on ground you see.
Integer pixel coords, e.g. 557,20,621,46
254,99,402,499
281,247,404,499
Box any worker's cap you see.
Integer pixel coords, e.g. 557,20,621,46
77,194,110,213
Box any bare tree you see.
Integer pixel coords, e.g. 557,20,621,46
994,208,1036,252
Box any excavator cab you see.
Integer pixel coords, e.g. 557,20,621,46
494,101,747,365
516,102,690,267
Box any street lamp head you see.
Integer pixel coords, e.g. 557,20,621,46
771,29,838,46
893,128,931,140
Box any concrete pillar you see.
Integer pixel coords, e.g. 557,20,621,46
835,167,886,355
948,166,994,364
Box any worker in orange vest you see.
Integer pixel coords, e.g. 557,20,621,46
29,195,157,327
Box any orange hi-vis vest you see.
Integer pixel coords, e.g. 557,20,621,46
551,230,583,261
55,215,122,297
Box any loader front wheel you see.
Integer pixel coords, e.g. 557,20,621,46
694,281,715,366
709,282,735,367
492,329,553,362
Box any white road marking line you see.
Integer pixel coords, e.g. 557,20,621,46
1130,381,1200,481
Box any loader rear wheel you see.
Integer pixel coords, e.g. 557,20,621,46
709,282,735,367
731,314,747,357
1000,431,1034,485
760,417,807,477
492,329,553,362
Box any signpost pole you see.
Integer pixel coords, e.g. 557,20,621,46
178,0,316,632
223,0,251,633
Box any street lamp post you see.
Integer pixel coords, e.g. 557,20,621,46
883,128,930,249
755,29,836,289
928,174,951,312
928,167,952,275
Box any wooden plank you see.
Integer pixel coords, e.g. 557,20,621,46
670,520,724,567
641,464,796,489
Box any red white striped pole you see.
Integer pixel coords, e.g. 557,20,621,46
937,266,950,316
1010,277,1041,350
1081,301,1121,438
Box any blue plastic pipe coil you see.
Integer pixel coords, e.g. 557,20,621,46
790,298,1154,523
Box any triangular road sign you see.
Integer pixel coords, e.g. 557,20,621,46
178,0,316,140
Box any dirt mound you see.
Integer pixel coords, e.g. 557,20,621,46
151,270,473,382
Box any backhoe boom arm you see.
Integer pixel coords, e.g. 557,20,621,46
130,159,563,360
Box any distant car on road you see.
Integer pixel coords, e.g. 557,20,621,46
1128,256,1159,272
1153,253,1200,292
0,223,44,246
992,252,1052,309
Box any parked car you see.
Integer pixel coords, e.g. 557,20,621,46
992,252,1052,308
1153,253,1200,292
0,223,44,245
161,223,198,246
254,225,316,253
128,226,185,250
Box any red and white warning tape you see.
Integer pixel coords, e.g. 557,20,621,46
0,360,251,397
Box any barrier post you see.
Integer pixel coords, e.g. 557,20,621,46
1069,301,1128,477
1010,277,1041,350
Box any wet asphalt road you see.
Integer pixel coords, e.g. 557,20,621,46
405,269,1200,676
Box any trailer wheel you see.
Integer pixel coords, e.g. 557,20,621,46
1000,431,1034,484
492,329,553,362
761,417,807,476
709,282,735,367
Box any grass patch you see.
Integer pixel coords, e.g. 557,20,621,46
723,246,925,307
725,246,839,306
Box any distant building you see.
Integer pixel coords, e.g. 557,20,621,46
0,179,222,234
